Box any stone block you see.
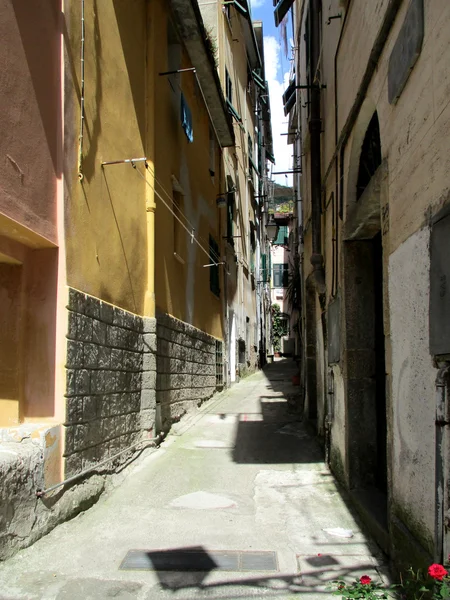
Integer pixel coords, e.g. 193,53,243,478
107,394,121,417
75,370,90,396
83,396,98,421
92,319,107,345
110,348,123,368
97,345,111,369
130,372,141,391
124,329,139,351
122,311,137,331
128,392,141,413
66,341,84,369
64,452,82,476
68,288,86,314
67,312,78,341
84,295,100,319
141,389,156,410
77,314,93,343
100,301,114,324
112,307,126,328
115,371,127,393
141,370,156,390
81,446,99,470
123,350,141,372
63,425,76,455
91,371,106,395
142,352,156,372
65,397,83,424
98,395,111,418
104,371,117,394
126,412,139,432
140,409,156,430
84,343,99,369
143,317,156,334
143,332,157,354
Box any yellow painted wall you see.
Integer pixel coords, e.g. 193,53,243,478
64,0,148,316
153,0,224,340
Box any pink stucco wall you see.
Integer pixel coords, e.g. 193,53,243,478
0,0,61,244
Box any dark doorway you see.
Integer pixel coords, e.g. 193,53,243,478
372,231,387,493
344,236,388,515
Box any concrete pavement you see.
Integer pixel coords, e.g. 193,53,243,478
0,359,388,599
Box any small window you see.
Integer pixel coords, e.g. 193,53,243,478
225,69,233,104
173,190,184,260
273,263,289,288
209,235,220,297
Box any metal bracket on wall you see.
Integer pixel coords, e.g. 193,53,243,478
326,13,342,25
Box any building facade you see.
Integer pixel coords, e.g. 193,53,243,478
0,0,272,560
277,0,450,567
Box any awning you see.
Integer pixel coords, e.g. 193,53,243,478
274,0,294,27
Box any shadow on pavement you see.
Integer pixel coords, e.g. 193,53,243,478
232,359,322,464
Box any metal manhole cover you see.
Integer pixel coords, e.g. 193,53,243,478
119,549,278,572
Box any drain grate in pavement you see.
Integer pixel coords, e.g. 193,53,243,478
119,549,278,572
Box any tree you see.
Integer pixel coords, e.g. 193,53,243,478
271,303,286,354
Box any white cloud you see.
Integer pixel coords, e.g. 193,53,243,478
263,36,293,186
250,0,266,8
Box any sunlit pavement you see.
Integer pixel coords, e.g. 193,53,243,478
0,359,388,599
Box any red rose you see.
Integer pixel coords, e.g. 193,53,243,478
360,576,372,585
428,564,448,581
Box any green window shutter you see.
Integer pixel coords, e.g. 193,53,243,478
261,253,267,282
226,191,234,242
274,225,288,245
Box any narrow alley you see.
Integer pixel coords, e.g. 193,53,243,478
0,360,386,600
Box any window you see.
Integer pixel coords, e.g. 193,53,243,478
209,235,220,297
274,225,288,245
225,69,233,104
261,253,268,282
273,263,289,288
172,186,184,260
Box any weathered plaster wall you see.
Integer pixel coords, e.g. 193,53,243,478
156,312,216,432
152,0,223,341
389,227,436,556
64,289,156,476
0,0,60,245
64,0,148,315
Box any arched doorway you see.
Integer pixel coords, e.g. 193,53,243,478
343,112,388,508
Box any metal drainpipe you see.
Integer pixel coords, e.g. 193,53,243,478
77,0,85,181
435,364,450,563
309,0,325,293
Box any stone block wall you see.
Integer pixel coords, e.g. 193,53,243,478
156,313,217,431
64,289,156,476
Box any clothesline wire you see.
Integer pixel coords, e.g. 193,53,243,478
146,164,223,265
133,163,222,267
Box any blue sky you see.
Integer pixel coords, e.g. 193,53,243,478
249,0,294,185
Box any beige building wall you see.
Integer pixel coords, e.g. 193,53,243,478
297,0,450,565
